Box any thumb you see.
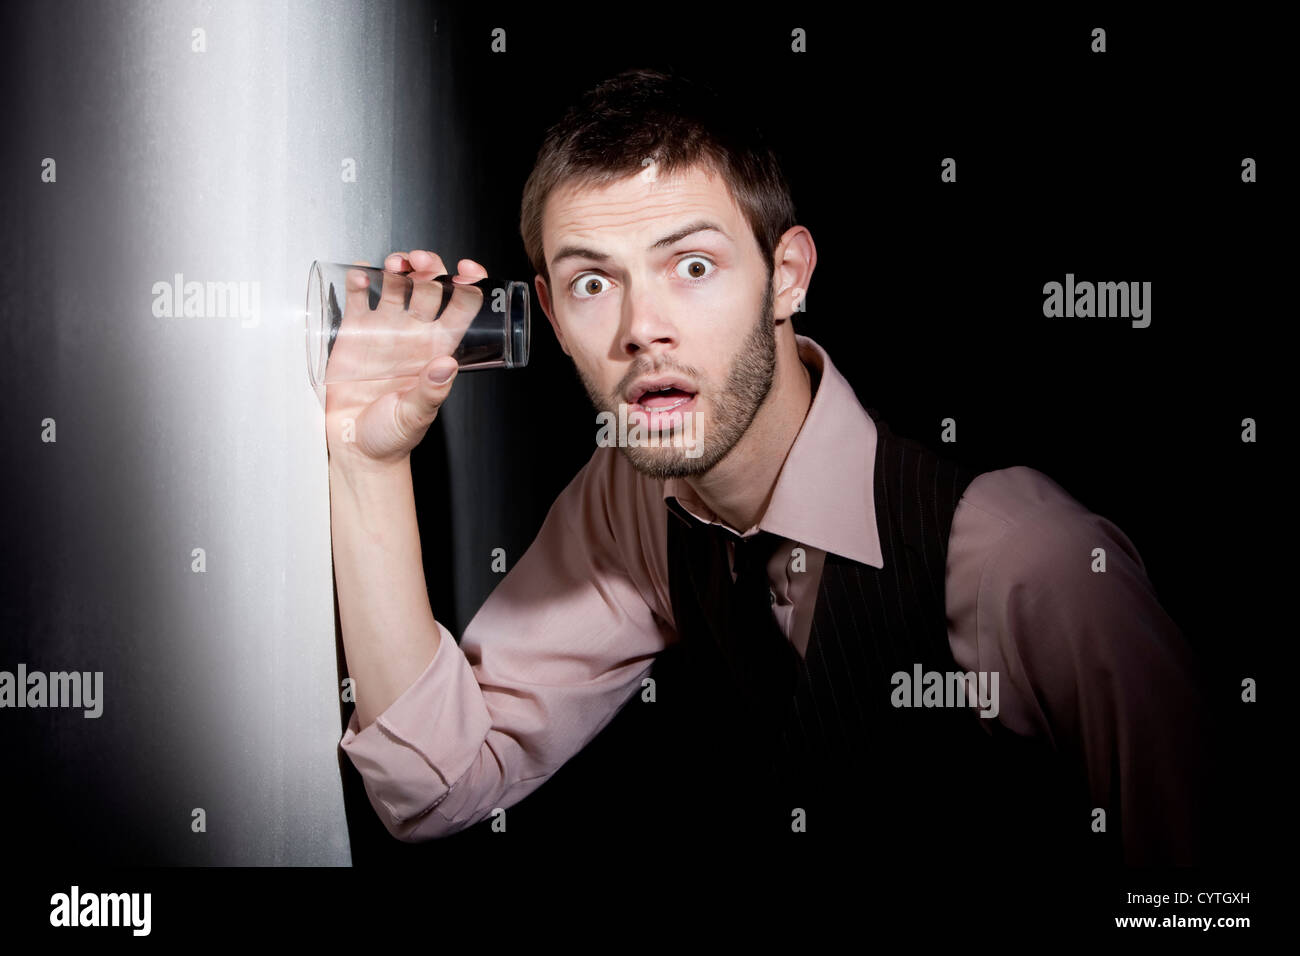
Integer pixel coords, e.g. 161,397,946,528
395,356,459,435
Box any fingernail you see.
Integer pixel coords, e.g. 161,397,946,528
428,359,457,384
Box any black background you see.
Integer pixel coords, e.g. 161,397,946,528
353,5,1282,862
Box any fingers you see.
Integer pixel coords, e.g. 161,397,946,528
394,355,460,438
408,249,448,277
407,249,450,319
434,256,486,350
406,250,465,319
438,271,484,343
380,251,410,308
455,258,488,281
375,250,481,320
438,291,482,357
345,259,372,318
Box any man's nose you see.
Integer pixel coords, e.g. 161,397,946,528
619,285,677,356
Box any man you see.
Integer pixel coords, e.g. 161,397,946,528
327,68,1221,864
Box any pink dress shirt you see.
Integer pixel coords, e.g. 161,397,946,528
340,334,1213,861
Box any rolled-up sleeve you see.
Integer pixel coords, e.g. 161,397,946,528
947,466,1218,864
339,446,676,842
339,616,492,839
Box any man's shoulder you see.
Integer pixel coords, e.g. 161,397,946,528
542,446,674,619
955,464,1146,583
552,444,667,520
959,465,1090,532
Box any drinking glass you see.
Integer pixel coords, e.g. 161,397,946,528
305,260,530,387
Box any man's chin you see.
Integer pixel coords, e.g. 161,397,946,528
618,444,714,480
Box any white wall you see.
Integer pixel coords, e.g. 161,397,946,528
0,0,444,865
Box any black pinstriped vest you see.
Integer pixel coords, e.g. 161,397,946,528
648,407,1100,859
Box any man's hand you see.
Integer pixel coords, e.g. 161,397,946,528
325,249,488,469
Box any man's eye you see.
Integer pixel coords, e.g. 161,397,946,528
676,256,715,281
572,274,611,298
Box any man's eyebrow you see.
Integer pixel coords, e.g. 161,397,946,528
550,220,730,270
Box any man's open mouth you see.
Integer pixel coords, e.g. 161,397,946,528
626,376,698,412
632,385,696,412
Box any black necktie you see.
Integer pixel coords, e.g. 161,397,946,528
708,526,802,736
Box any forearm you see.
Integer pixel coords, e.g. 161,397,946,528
328,454,441,730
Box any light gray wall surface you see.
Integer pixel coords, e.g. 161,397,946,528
0,0,451,865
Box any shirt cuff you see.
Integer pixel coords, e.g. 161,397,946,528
338,619,492,830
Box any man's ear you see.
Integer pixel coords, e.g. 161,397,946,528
771,226,817,324
535,275,569,356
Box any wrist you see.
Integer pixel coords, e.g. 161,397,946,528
328,446,412,488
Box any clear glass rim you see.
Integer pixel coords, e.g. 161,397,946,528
305,260,323,388
508,280,530,368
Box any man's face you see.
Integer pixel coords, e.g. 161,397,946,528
537,162,776,479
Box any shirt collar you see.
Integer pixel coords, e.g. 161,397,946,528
663,334,883,569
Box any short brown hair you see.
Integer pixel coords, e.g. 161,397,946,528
519,68,797,289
